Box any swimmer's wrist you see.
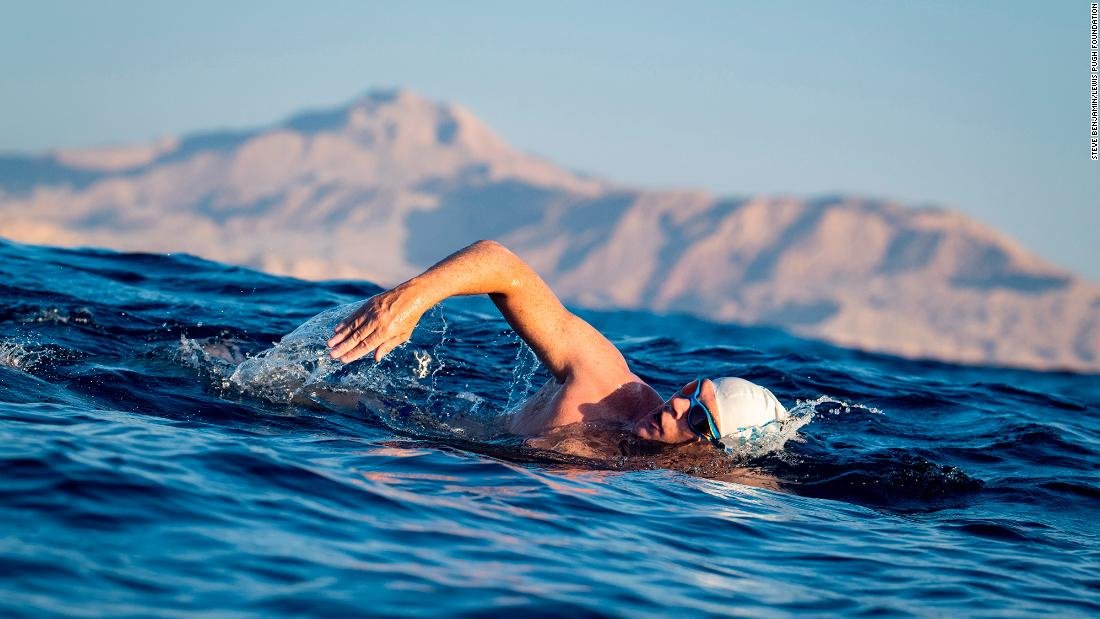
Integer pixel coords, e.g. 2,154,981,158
401,275,446,310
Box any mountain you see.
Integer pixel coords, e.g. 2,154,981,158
2,89,1097,372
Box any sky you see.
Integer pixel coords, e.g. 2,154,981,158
1,1,1096,278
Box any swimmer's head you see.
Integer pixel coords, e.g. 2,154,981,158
633,377,788,446
710,377,789,445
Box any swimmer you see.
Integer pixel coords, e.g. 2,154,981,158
326,240,788,454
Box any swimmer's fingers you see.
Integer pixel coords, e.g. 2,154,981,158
329,301,377,344
332,308,372,337
329,297,388,354
327,323,352,350
329,322,379,360
373,337,407,362
332,335,403,365
329,321,355,344
336,333,385,364
327,327,364,353
327,290,421,362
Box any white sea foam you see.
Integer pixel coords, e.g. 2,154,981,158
219,301,454,405
24,306,96,327
224,301,359,402
720,395,879,460
0,340,47,371
794,394,883,416
722,413,813,460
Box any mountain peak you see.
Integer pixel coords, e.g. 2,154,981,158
271,88,598,192
349,87,425,108
281,88,506,155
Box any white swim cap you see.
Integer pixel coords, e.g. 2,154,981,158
711,377,789,445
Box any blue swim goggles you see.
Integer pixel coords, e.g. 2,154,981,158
681,378,722,445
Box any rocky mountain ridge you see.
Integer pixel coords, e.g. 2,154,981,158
1,89,1096,371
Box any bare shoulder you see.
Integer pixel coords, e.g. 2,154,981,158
510,370,661,436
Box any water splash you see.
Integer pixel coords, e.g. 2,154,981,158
722,406,814,461
217,302,457,408
23,306,97,327
412,350,432,378
420,306,449,412
0,340,47,372
505,336,540,411
796,394,883,416
227,301,360,402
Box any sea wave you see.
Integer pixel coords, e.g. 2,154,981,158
1,239,1097,616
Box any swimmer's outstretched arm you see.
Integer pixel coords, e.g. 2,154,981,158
326,240,628,382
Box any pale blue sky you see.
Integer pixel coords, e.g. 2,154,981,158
1,1,1096,278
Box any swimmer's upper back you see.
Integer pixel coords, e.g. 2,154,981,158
509,372,661,436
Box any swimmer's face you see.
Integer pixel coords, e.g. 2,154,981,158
633,379,720,444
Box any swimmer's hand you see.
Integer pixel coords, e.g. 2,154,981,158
327,284,427,363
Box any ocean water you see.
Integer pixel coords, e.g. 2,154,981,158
1,238,1097,617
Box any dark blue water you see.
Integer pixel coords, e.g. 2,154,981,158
1,238,1098,617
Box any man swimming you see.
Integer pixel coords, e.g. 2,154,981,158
326,240,788,450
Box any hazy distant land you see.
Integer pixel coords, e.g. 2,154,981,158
1,89,1096,372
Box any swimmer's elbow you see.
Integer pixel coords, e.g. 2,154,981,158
471,239,521,266
471,240,533,283
471,239,507,253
